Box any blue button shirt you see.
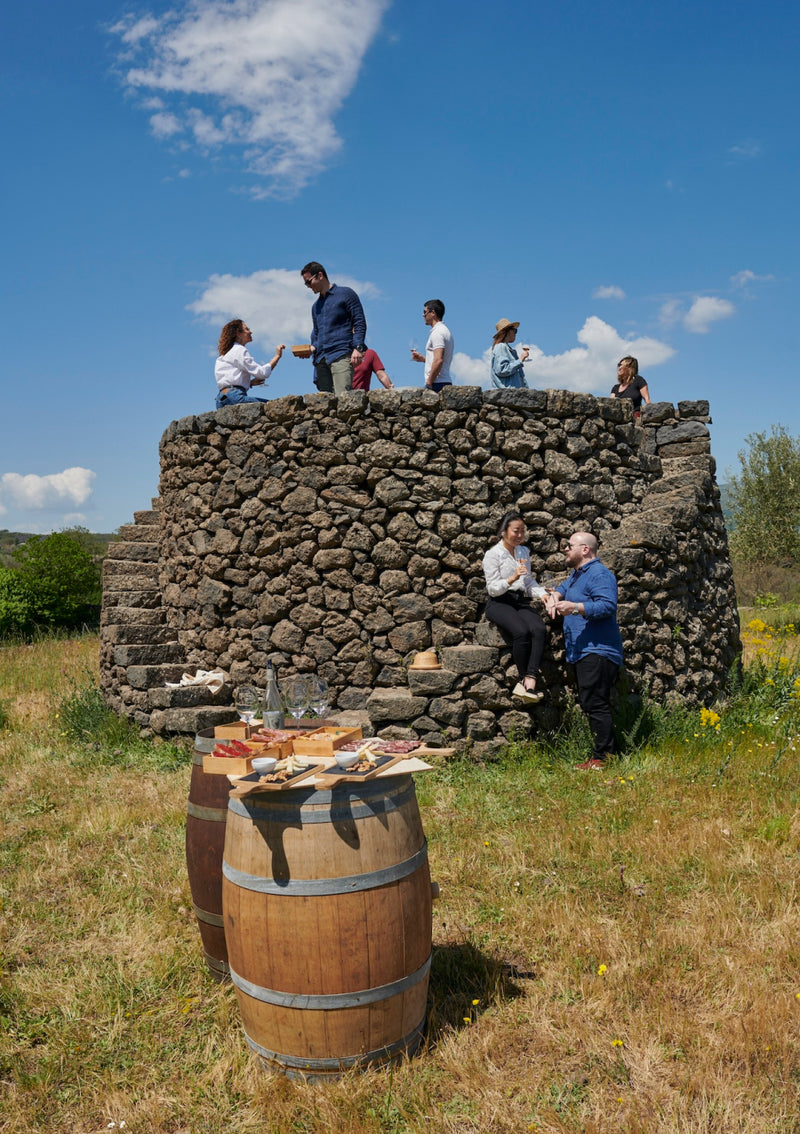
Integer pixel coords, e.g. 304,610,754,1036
311,283,367,363
556,557,623,665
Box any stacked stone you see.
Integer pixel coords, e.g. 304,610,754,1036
100,501,235,733
106,385,740,743
604,399,739,704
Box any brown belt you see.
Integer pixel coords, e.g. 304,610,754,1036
220,386,246,395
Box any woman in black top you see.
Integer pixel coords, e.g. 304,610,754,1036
611,356,651,414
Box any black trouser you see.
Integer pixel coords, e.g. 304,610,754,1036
574,653,620,759
485,594,546,682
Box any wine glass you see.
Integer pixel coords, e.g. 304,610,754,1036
283,676,310,724
514,546,531,575
235,685,259,734
308,676,329,719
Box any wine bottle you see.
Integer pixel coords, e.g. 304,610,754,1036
261,660,284,729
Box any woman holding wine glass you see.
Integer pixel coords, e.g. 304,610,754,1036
482,511,548,704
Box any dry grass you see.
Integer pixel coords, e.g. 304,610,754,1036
1,636,800,1133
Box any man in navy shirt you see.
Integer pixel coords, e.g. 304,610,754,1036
301,261,367,395
545,532,624,770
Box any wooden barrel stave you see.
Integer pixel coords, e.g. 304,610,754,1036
185,729,231,981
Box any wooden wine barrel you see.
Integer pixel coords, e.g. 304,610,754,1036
222,774,432,1080
185,729,231,982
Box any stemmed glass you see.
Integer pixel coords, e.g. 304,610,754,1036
283,676,310,724
514,546,531,575
235,685,259,734
308,676,329,719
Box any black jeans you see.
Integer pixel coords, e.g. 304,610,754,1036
574,653,620,759
485,594,546,682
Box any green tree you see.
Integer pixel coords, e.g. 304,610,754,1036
0,567,36,637
728,425,800,564
12,528,103,628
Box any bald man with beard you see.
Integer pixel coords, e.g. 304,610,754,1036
545,532,624,770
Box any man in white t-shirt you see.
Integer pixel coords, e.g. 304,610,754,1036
411,299,453,391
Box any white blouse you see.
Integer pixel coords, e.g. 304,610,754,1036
482,541,546,599
215,343,273,391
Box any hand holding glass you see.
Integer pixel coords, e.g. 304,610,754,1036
514,547,531,575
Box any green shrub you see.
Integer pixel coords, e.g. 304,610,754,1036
12,529,102,630
0,566,36,637
57,680,190,772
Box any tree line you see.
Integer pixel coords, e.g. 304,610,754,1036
0,528,105,639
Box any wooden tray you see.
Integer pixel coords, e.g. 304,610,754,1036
203,739,282,775
315,754,404,784
369,744,456,759
204,753,254,776
213,722,249,740
229,763,322,794
291,726,363,758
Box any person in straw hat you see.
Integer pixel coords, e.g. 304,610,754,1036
490,318,529,389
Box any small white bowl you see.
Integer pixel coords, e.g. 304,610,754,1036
252,756,277,775
335,752,360,770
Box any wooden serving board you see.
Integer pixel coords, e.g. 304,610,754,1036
229,763,321,796
370,745,455,759
315,754,405,786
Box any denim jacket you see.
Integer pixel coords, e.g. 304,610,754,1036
491,343,528,389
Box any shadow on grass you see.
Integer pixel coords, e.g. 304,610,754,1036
425,941,530,1045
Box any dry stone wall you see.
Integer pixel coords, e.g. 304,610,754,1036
100,386,740,745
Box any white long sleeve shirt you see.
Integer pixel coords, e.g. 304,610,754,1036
482,541,546,599
215,343,273,391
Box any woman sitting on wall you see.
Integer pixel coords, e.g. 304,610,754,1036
611,355,650,416
490,319,529,389
482,511,548,704
214,319,285,408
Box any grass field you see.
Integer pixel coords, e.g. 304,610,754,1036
1,629,799,1133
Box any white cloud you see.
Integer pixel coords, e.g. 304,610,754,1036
109,15,163,46
0,468,96,512
452,350,492,386
592,285,626,300
452,317,675,393
150,111,182,138
110,0,389,196
658,298,683,327
728,139,762,160
659,295,736,334
188,267,381,348
61,513,88,527
730,269,774,288
682,296,735,334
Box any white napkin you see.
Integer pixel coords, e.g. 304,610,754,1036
165,668,227,694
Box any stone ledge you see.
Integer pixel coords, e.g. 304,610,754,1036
113,643,184,666
366,688,428,722
149,706,238,736
439,645,499,674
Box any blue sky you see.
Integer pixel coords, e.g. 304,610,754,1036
2,0,797,533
